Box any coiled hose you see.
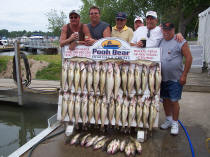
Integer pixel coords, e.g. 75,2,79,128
178,120,195,157
13,52,31,87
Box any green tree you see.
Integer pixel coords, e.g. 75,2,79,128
80,0,210,37
46,9,67,36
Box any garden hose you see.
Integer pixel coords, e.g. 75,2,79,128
178,120,195,157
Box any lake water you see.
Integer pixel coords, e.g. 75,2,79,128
0,101,57,156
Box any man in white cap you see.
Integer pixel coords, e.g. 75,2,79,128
134,16,144,31
131,11,183,48
60,10,92,50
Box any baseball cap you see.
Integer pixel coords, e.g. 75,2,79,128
162,22,175,30
116,12,127,19
146,11,157,19
134,16,144,23
69,10,80,17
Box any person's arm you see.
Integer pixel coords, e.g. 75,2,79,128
175,33,184,42
103,26,111,37
179,42,192,85
59,25,77,47
80,24,92,45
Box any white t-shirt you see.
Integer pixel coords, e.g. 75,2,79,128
131,26,163,47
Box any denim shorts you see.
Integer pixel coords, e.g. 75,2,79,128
160,80,183,102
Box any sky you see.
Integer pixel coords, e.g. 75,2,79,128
0,0,83,32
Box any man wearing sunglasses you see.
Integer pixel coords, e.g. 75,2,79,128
60,10,91,50
111,12,134,43
130,11,183,48
159,22,192,135
86,6,111,45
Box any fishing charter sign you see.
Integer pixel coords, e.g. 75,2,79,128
62,37,161,62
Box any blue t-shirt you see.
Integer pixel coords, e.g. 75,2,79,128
88,21,109,40
160,36,186,82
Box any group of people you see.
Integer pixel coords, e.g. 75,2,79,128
60,6,193,135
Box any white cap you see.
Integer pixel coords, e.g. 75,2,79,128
146,11,157,19
134,16,144,23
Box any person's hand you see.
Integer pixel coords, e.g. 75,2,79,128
85,38,95,46
136,40,143,48
69,32,79,42
179,74,187,85
175,33,184,42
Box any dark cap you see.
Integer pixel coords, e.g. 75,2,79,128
162,22,174,30
69,10,80,17
116,12,127,19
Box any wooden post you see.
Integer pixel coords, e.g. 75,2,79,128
15,40,23,105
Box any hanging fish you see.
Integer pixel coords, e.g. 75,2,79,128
99,63,106,96
67,61,74,91
74,62,80,93
106,62,114,102
87,63,93,93
121,64,127,96
61,92,68,121
136,96,143,128
114,63,121,99
80,62,87,93
155,65,161,94
127,64,135,97
93,62,100,94
149,67,155,96
87,94,94,125
74,94,81,129
115,96,122,129
67,93,74,122
61,61,68,91
108,97,115,127
141,65,148,95
134,64,141,95
81,94,88,130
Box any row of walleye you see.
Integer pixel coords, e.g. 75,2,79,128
59,92,159,132
68,132,142,156
61,58,161,101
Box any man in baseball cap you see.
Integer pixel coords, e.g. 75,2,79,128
131,10,183,48
146,11,157,19
134,16,144,31
69,10,80,17
111,12,133,43
162,22,175,30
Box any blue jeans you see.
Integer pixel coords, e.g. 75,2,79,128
160,80,183,102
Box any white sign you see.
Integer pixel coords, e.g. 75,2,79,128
62,37,161,62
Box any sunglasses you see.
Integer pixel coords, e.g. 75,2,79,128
90,12,99,15
70,16,78,19
116,19,124,22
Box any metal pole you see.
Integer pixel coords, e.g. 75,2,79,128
15,40,23,105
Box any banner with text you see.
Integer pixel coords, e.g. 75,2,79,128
62,37,161,62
